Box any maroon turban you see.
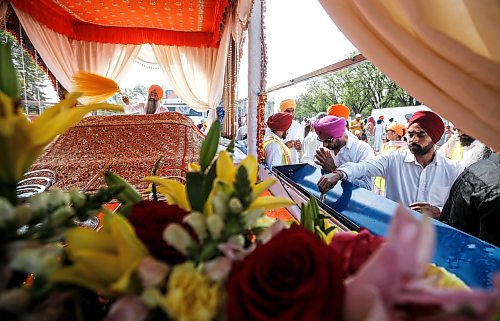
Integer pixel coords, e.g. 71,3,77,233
408,110,444,143
266,112,293,131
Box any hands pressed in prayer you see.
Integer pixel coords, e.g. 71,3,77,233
409,202,440,218
285,141,295,148
317,171,343,194
315,148,336,172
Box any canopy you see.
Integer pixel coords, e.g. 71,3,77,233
6,0,252,113
10,0,229,47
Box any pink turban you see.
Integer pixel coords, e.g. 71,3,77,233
408,110,444,143
267,112,293,131
313,116,346,139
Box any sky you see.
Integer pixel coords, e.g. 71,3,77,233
238,0,358,110
43,0,358,106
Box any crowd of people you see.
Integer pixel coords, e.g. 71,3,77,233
254,99,498,246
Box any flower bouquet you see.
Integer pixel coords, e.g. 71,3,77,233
0,44,498,321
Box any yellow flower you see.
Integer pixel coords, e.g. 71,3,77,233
51,213,149,296
145,151,294,216
424,264,468,289
160,262,220,321
0,91,122,186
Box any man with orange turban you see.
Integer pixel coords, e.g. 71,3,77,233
373,122,408,195
327,104,350,121
263,112,294,167
279,99,303,164
318,110,463,214
123,84,167,115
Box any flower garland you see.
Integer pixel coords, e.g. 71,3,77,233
257,0,268,164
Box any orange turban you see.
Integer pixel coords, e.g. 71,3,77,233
386,122,406,137
326,104,350,120
148,85,164,100
280,99,296,112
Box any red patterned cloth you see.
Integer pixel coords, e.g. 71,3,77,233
32,113,204,193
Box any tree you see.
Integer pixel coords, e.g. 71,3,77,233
1,30,49,112
107,85,148,104
295,58,420,118
295,76,342,119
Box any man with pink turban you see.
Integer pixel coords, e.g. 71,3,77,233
317,110,463,214
263,112,294,167
313,116,374,190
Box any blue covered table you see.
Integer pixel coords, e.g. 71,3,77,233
272,163,499,289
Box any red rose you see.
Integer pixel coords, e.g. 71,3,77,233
128,201,190,265
329,228,385,278
227,225,344,321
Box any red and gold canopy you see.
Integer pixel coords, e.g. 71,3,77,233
10,0,230,47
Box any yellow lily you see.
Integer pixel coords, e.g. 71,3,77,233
214,151,294,211
51,213,149,296
146,151,293,216
143,176,191,211
0,91,122,189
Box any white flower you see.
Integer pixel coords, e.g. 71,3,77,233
183,212,207,240
206,215,224,239
163,224,195,255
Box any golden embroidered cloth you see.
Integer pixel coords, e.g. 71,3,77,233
31,113,204,193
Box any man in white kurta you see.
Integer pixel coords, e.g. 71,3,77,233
279,99,303,164
313,116,375,190
263,112,294,167
318,111,463,213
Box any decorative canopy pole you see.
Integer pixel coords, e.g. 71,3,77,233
247,0,264,158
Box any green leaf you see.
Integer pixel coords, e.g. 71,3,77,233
226,140,235,154
201,163,217,203
186,172,205,212
199,120,220,171
0,43,20,100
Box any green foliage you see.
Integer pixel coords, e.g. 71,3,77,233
103,171,142,217
107,85,148,105
199,120,220,171
233,166,252,209
0,31,48,107
0,43,20,100
300,196,336,240
295,56,420,118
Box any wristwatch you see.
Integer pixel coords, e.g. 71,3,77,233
334,170,347,181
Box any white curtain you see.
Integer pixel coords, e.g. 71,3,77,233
319,0,500,150
152,21,231,111
13,5,141,92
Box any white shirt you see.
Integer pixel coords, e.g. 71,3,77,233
331,131,375,190
301,131,322,164
338,149,464,208
283,120,303,164
461,140,487,168
236,125,247,141
264,132,290,167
